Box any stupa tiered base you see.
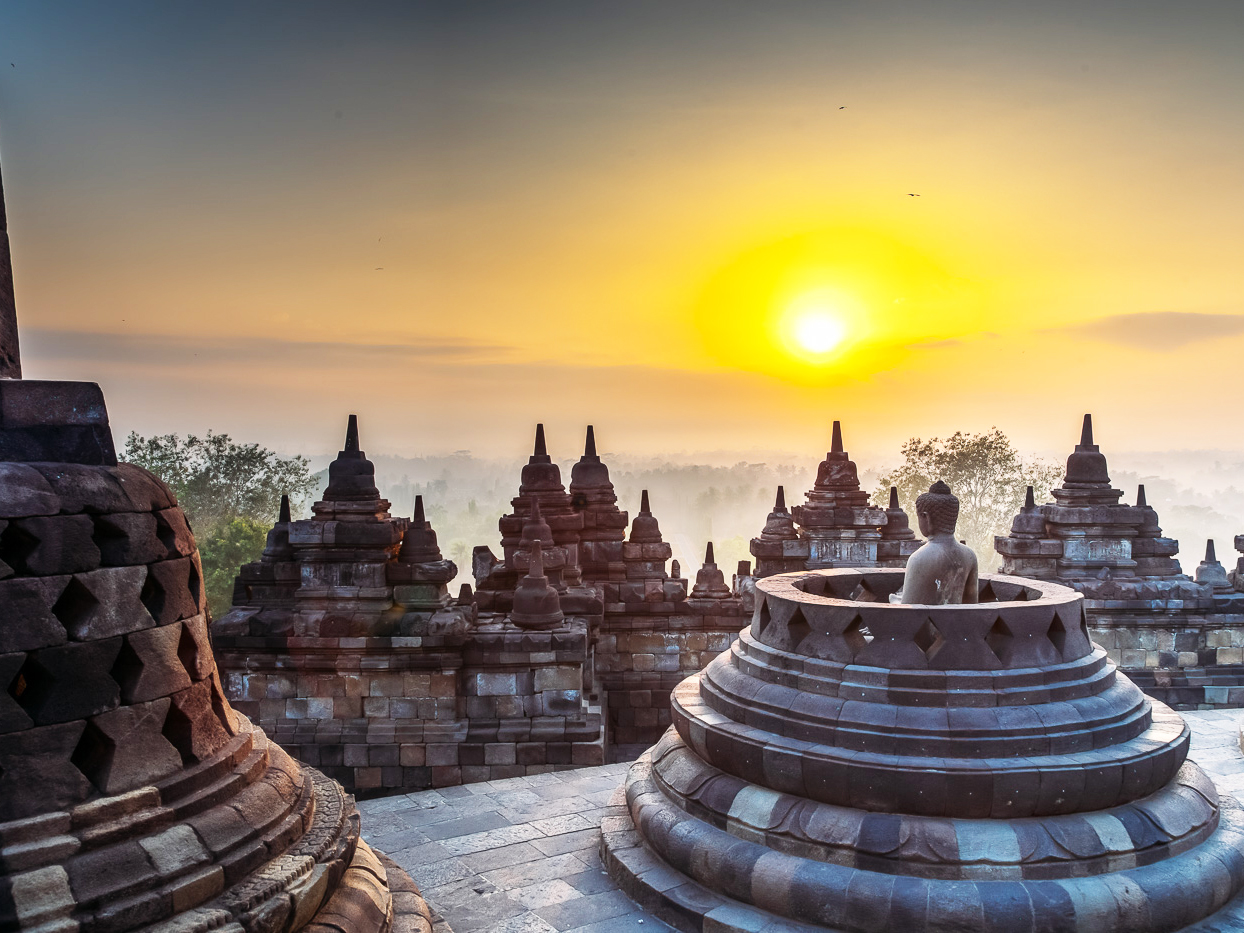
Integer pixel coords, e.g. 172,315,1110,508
602,569,1244,932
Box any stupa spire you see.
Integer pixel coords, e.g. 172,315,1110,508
584,424,597,458
831,420,844,455
533,422,549,460
889,486,899,509
640,489,651,513
1024,485,1036,509
0,149,21,378
1207,539,1217,563
775,486,786,510
344,414,360,453
705,541,715,565
1080,413,1094,447
278,493,291,524
413,493,425,524
1137,484,1148,507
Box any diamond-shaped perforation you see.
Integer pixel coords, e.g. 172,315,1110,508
91,515,129,559
843,614,869,657
187,561,203,612
154,512,178,555
977,581,996,602
986,617,1013,664
70,718,115,791
0,521,37,573
787,606,811,650
825,576,859,600
1048,613,1068,658
162,698,196,764
849,583,880,603
177,625,200,679
52,577,99,633
7,655,52,716
914,619,944,660
109,637,146,702
757,599,772,633
140,571,165,622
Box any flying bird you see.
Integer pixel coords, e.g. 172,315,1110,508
908,193,921,197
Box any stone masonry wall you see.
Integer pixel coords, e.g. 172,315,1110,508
1094,608,1244,709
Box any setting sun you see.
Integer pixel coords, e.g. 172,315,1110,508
792,309,846,355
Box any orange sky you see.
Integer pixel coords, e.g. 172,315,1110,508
2,2,1243,464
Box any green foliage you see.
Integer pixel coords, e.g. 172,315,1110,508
873,429,1062,570
122,431,317,618
197,517,271,619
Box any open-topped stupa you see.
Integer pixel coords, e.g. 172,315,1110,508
603,480,1244,932
0,154,430,933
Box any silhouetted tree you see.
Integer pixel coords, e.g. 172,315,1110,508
874,429,1061,570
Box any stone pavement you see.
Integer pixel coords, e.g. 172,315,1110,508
358,709,1244,933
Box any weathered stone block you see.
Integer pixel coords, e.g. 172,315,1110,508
17,637,121,725
0,722,93,821
163,681,230,763
116,623,192,703
143,558,199,625
4,515,99,576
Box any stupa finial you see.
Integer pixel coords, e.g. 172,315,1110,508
534,423,547,458
775,486,786,510
1080,413,1094,447
344,414,360,453
0,150,21,378
1024,485,1035,509
888,485,899,509
414,494,425,524
831,420,844,455
1137,484,1147,507
529,537,545,577
705,541,715,565
640,489,651,514
584,424,596,458
1207,539,1217,563
279,494,291,524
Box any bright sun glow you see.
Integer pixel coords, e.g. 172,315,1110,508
793,311,846,354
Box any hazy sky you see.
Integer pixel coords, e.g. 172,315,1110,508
2,1,1243,464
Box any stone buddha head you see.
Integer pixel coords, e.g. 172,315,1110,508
915,479,959,538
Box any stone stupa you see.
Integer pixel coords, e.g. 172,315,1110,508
0,149,430,933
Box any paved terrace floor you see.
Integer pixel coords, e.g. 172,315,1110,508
357,709,1244,933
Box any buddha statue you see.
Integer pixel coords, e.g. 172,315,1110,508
890,480,978,604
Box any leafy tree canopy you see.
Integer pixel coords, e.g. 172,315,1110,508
122,431,317,616
873,428,1062,570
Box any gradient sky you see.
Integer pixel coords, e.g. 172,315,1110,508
1,1,1243,464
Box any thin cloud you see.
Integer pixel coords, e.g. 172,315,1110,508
1063,312,1244,350
22,328,514,368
